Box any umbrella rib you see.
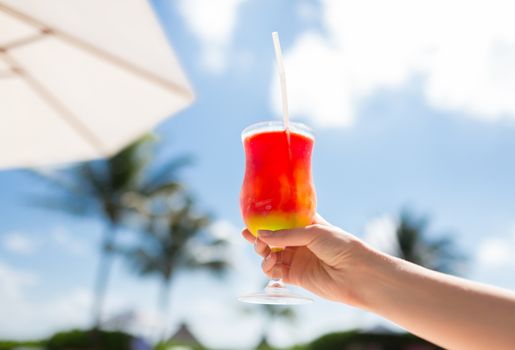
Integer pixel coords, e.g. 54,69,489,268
0,66,15,78
2,52,109,157
2,30,51,51
0,2,192,100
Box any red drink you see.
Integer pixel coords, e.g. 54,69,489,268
240,121,316,238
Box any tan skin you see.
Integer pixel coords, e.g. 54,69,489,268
242,214,515,350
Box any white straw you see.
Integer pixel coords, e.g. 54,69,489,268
272,32,289,130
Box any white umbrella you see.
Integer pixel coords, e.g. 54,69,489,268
0,0,194,169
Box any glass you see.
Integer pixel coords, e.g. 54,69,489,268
239,120,316,304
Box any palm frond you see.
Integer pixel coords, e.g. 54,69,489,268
122,192,229,284
107,136,154,193
78,163,108,196
25,168,84,196
187,259,230,276
141,182,182,197
122,246,169,277
262,304,297,321
25,194,95,217
209,238,230,247
142,155,193,193
395,210,464,274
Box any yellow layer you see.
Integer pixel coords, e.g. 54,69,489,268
245,213,312,238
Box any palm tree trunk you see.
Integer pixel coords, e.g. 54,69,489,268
259,317,271,349
158,280,172,313
157,276,173,342
92,224,117,329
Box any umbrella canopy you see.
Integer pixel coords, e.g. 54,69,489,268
0,0,194,169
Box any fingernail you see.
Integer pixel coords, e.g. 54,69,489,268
258,230,273,237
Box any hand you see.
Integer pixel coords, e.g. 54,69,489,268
241,214,372,306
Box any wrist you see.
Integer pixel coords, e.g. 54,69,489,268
344,242,401,310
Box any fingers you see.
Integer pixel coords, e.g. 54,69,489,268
263,260,290,280
243,214,340,261
241,228,255,243
280,247,295,266
257,223,349,261
241,212,328,242
254,237,270,258
261,252,277,272
267,264,290,280
241,229,271,257
243,228,290,280
258,224,326,250
261,251,292,281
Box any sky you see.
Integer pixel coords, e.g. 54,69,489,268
1,0,515,348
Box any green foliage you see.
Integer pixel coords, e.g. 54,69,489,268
306,331,442,350
255,339,275,350
29,135,192,325
395,210,465,275
29,135,188,224
122,193,230,310
260,304,296,322
46,329,133,350
154,340,205,350
0,331,442,350
287,346,308,350
0,340,45,350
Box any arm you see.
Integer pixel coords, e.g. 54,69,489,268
358,249,515,350
244,218,515,350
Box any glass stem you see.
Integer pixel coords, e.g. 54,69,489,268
266,278,285,290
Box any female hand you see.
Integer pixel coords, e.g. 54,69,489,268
241,214,371,306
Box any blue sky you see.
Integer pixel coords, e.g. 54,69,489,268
1,0,515,348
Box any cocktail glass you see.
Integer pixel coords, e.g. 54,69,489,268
239,120,316,305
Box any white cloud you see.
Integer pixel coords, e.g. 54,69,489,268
477,239,513,268
1,227,92,257
297,2,319,23
0,260,91,338
209,219,240,242
271,32,355,127
51,227,90,256
476,228,515,269
2,232,38,255
0,261,38,301
176,0,246,73
209,220,262,287
272,0,515,127
363,215,399,256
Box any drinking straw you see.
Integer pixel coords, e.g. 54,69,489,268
272,32,289,130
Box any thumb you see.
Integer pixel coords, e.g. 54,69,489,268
258,224,337,258
313,213,331,225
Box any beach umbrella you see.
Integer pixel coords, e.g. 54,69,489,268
0,0,194,169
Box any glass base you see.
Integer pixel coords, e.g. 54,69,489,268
238,280,313,305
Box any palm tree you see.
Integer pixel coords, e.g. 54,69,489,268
123,194,229,314
256,304,296,349
395,210,464,275
240,284,296,349
31,136,189,327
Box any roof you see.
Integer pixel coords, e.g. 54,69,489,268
168,322,202,346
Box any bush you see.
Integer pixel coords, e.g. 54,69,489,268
307,331,442,350
154,341,205,350
0,340,45,350
47,329,133,350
